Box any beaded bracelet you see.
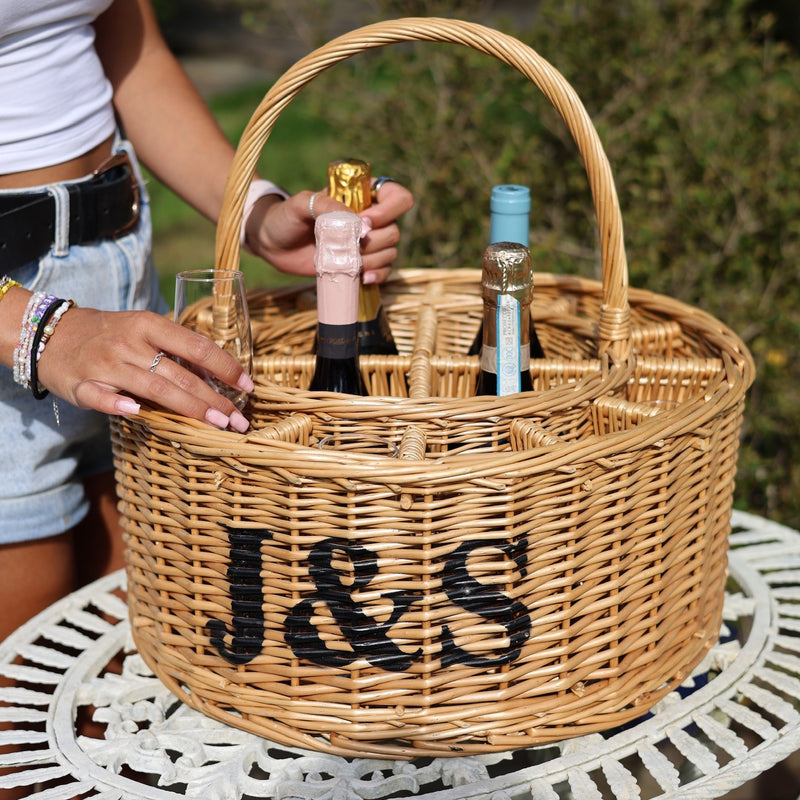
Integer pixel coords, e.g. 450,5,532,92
31,298,75,400
0,275,21,303
13,292,65,389
21,293,57,388
13,291,47,387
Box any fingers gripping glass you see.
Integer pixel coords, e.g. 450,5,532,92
174,269,253,410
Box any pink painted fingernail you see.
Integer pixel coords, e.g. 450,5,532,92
115,398,141,415
229,410,250,433
358,214,373,238
237,373,255,393
205,408,230,429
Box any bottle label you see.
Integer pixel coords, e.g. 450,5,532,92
479,295,531,395
480,343,533,367
497,294,520,394
316,322,359,359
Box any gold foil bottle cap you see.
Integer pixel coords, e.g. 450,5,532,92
327,158,371,214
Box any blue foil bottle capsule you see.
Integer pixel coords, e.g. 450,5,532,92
489,184,530,246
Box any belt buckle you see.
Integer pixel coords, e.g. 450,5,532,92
92,151,141,237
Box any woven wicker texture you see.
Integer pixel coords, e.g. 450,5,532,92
111,18,755,758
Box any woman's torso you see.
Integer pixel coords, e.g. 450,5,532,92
0,0,116,187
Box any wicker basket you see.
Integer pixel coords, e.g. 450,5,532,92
111,18,755,759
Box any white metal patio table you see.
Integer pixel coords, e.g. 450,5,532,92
2,509,799,799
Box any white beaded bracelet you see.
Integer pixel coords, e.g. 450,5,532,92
13,291,48,388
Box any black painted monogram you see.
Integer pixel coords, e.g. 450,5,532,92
207,526,531,670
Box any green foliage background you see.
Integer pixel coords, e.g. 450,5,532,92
155,0,800,529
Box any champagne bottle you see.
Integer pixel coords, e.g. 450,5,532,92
468,185,545,359
474,242,534,396
308,211,369,395
327,158,398,355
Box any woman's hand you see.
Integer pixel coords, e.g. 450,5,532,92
36,306,254,432
244,180,414,283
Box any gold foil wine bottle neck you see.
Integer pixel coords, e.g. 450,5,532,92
327,158,372,213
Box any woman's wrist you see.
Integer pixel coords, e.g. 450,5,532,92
240,179,289,254
0,283,28,367
12,292,75,394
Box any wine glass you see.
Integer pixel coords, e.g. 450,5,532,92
174,269,253,410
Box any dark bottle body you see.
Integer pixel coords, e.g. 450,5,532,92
308,210,369,396
310,322,368,395
469,184,545,359
474,242,535,397
327,158,398,356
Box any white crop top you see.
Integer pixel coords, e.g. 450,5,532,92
0,0,116,174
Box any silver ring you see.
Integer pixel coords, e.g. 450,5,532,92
309,191,319,220
371,176,398,204
149,351,165,373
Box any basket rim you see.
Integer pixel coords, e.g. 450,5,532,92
244,268,754,412
117,364,744,484
253,267,755,373
116,264,755,478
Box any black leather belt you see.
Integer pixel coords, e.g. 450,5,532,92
0,151,141,272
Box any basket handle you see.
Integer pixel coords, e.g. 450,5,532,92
215,17,631,362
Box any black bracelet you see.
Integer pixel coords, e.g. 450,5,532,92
30,298,68,400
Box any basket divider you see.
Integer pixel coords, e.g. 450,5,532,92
408,301,438,399
399,426,427,510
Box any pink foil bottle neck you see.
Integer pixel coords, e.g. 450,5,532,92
314,211,362,326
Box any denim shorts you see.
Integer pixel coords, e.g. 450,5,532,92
0,140,168,545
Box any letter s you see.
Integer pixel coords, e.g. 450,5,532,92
441,539,531,668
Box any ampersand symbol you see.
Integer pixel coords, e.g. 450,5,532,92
285,539,421,671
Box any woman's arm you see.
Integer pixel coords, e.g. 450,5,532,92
93,0,414,279
94,0,235,222
13,0,412,429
